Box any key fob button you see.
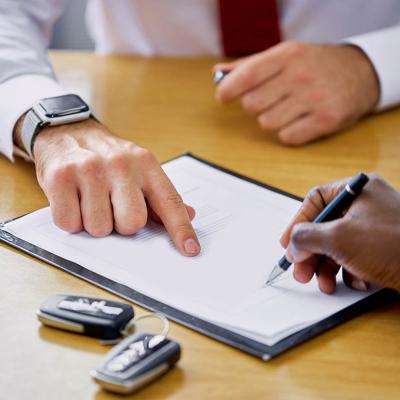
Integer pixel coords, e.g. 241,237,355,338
148,335,166,349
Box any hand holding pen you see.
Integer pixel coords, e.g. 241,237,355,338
212,43,379,146
212,70,400,294
275,174,400,294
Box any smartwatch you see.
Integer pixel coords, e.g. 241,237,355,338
21,94,91,158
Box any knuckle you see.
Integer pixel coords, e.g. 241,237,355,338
310,88,326,102
283,41,306,59
367,172,379,181
290,224,309,246
133,147,157,167
316,109,340,127
241,94,259,114
367,172,384,186
174,222,194,236
117,212,148,235
239,67,257,88
107,151,133,173
42,163,75,191
291,68,312,84
79,155,102,176
303,185,328,212
306,186,323,203
165,192,184,208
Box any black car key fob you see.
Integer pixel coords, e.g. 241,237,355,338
91,332,181,394
37,294,134,339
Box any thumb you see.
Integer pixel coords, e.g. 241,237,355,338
286,221,346,264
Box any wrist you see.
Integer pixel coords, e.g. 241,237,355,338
14,113,106,160
14,94,93,159
341,44,380,115
34,117,108,156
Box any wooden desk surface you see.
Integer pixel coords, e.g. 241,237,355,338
0,52,399,400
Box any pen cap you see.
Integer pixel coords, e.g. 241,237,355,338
349,173,369,195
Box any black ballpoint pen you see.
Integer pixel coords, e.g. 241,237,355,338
265,173,370,286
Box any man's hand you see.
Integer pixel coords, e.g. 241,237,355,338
280,174,400,294
14,117,201,257
214,42,379,145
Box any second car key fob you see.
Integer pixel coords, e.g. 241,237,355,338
91,332,181,394
37,294,134,339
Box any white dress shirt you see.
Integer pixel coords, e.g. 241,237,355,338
1,0,399,160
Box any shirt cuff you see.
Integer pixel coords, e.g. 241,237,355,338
344,25,400,111
0,74,66,161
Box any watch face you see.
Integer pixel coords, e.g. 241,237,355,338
39,94,89,118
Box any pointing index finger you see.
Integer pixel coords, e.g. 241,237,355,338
143,168,200,257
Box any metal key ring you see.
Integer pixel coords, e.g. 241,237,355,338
121,312,170,338
101,312,170,346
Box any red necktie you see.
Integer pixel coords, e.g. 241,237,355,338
219,0,281,57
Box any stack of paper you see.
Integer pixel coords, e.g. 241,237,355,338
2,156,377,347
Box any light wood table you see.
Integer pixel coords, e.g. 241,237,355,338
0,52,399,400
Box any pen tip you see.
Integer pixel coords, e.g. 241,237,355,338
264,264,284,287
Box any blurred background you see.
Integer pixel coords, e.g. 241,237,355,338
50,0,93,50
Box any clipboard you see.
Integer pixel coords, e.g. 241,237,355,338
0,153,396,360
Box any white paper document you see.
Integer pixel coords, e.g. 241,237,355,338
3,156,377,346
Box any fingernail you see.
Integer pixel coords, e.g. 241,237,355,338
352,279,368,291
184,239,200,256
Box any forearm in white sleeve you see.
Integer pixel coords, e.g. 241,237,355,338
0,0,67,160
345,24,400,111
